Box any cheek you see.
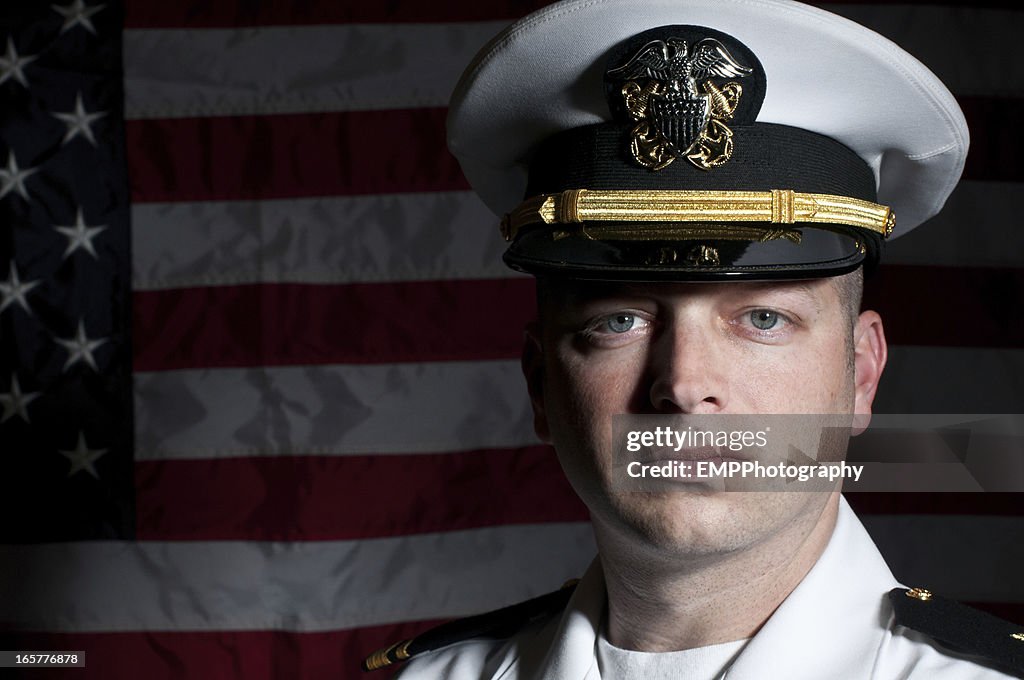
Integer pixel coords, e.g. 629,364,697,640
723,335,853,412
547,341,647,421
541,344,643,480
766,340,853,411
543,349,607,441
539,355,608,502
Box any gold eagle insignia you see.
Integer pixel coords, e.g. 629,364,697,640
608,37,752,171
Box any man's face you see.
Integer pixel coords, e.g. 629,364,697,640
525,275,885,558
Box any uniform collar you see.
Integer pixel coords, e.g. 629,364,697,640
727,496,899,679
529,496,898,679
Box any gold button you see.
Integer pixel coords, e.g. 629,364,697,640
906,588,933,602
1012,633,1024,642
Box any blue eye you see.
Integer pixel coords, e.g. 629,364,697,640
750,310,779,330
606,314,635,333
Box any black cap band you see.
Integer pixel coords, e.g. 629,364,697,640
504,121,885,281
526,122,877,201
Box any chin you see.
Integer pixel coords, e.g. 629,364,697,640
601,488,827,559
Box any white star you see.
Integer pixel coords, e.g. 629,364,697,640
55,208,106,259
59,431,107,479
0,262,41,315
0,151,37,202
0,37,36,88
52,92,106,146
52,1,105,35
0,375,40,424
55,319,107,372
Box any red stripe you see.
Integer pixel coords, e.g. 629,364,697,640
123,0,551,27
124,99,1019,204
5,621,444,680
132,267,1021,372
136,446,588,541
863,265,1024,350
133,441,1024,542
131,278,535,371
847,493,1024,516
126,109,467,203
122,1,1022,28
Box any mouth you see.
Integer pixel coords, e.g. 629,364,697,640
643,445,751,464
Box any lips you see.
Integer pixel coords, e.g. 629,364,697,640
642,445,750,464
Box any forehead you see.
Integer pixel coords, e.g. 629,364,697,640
539,277,839,310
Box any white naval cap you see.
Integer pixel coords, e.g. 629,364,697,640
447,0,969,280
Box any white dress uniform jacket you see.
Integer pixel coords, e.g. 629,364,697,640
394,498,1018,679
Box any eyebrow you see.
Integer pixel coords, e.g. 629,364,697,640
733,280,827,312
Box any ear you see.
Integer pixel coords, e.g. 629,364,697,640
522,322,551,442
851,310,887,435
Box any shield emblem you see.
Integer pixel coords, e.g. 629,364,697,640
649,92,711,156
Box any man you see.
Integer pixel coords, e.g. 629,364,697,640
363,0,1024,676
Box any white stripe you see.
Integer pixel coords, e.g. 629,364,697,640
122,9,1024,120
130,181,1020,291
3,517,1019,632
123,22,508,119
862,515,1024,602
0,523,596,632
133,360,538,460
135,348,1024,461
130,191,509,290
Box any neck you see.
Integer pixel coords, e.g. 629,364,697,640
596,492,840,652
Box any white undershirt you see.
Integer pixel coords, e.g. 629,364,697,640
597,632,749,680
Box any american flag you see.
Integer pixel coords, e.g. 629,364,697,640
0,1,1021,678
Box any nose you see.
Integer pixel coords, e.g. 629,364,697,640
647,321,728,413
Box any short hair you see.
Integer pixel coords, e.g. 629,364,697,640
834,267,864,334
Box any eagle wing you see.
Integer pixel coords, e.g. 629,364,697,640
689,38,752,80
607,39,681,82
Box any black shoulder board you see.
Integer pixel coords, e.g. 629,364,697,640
362,579,579,672
889,587,1024,676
